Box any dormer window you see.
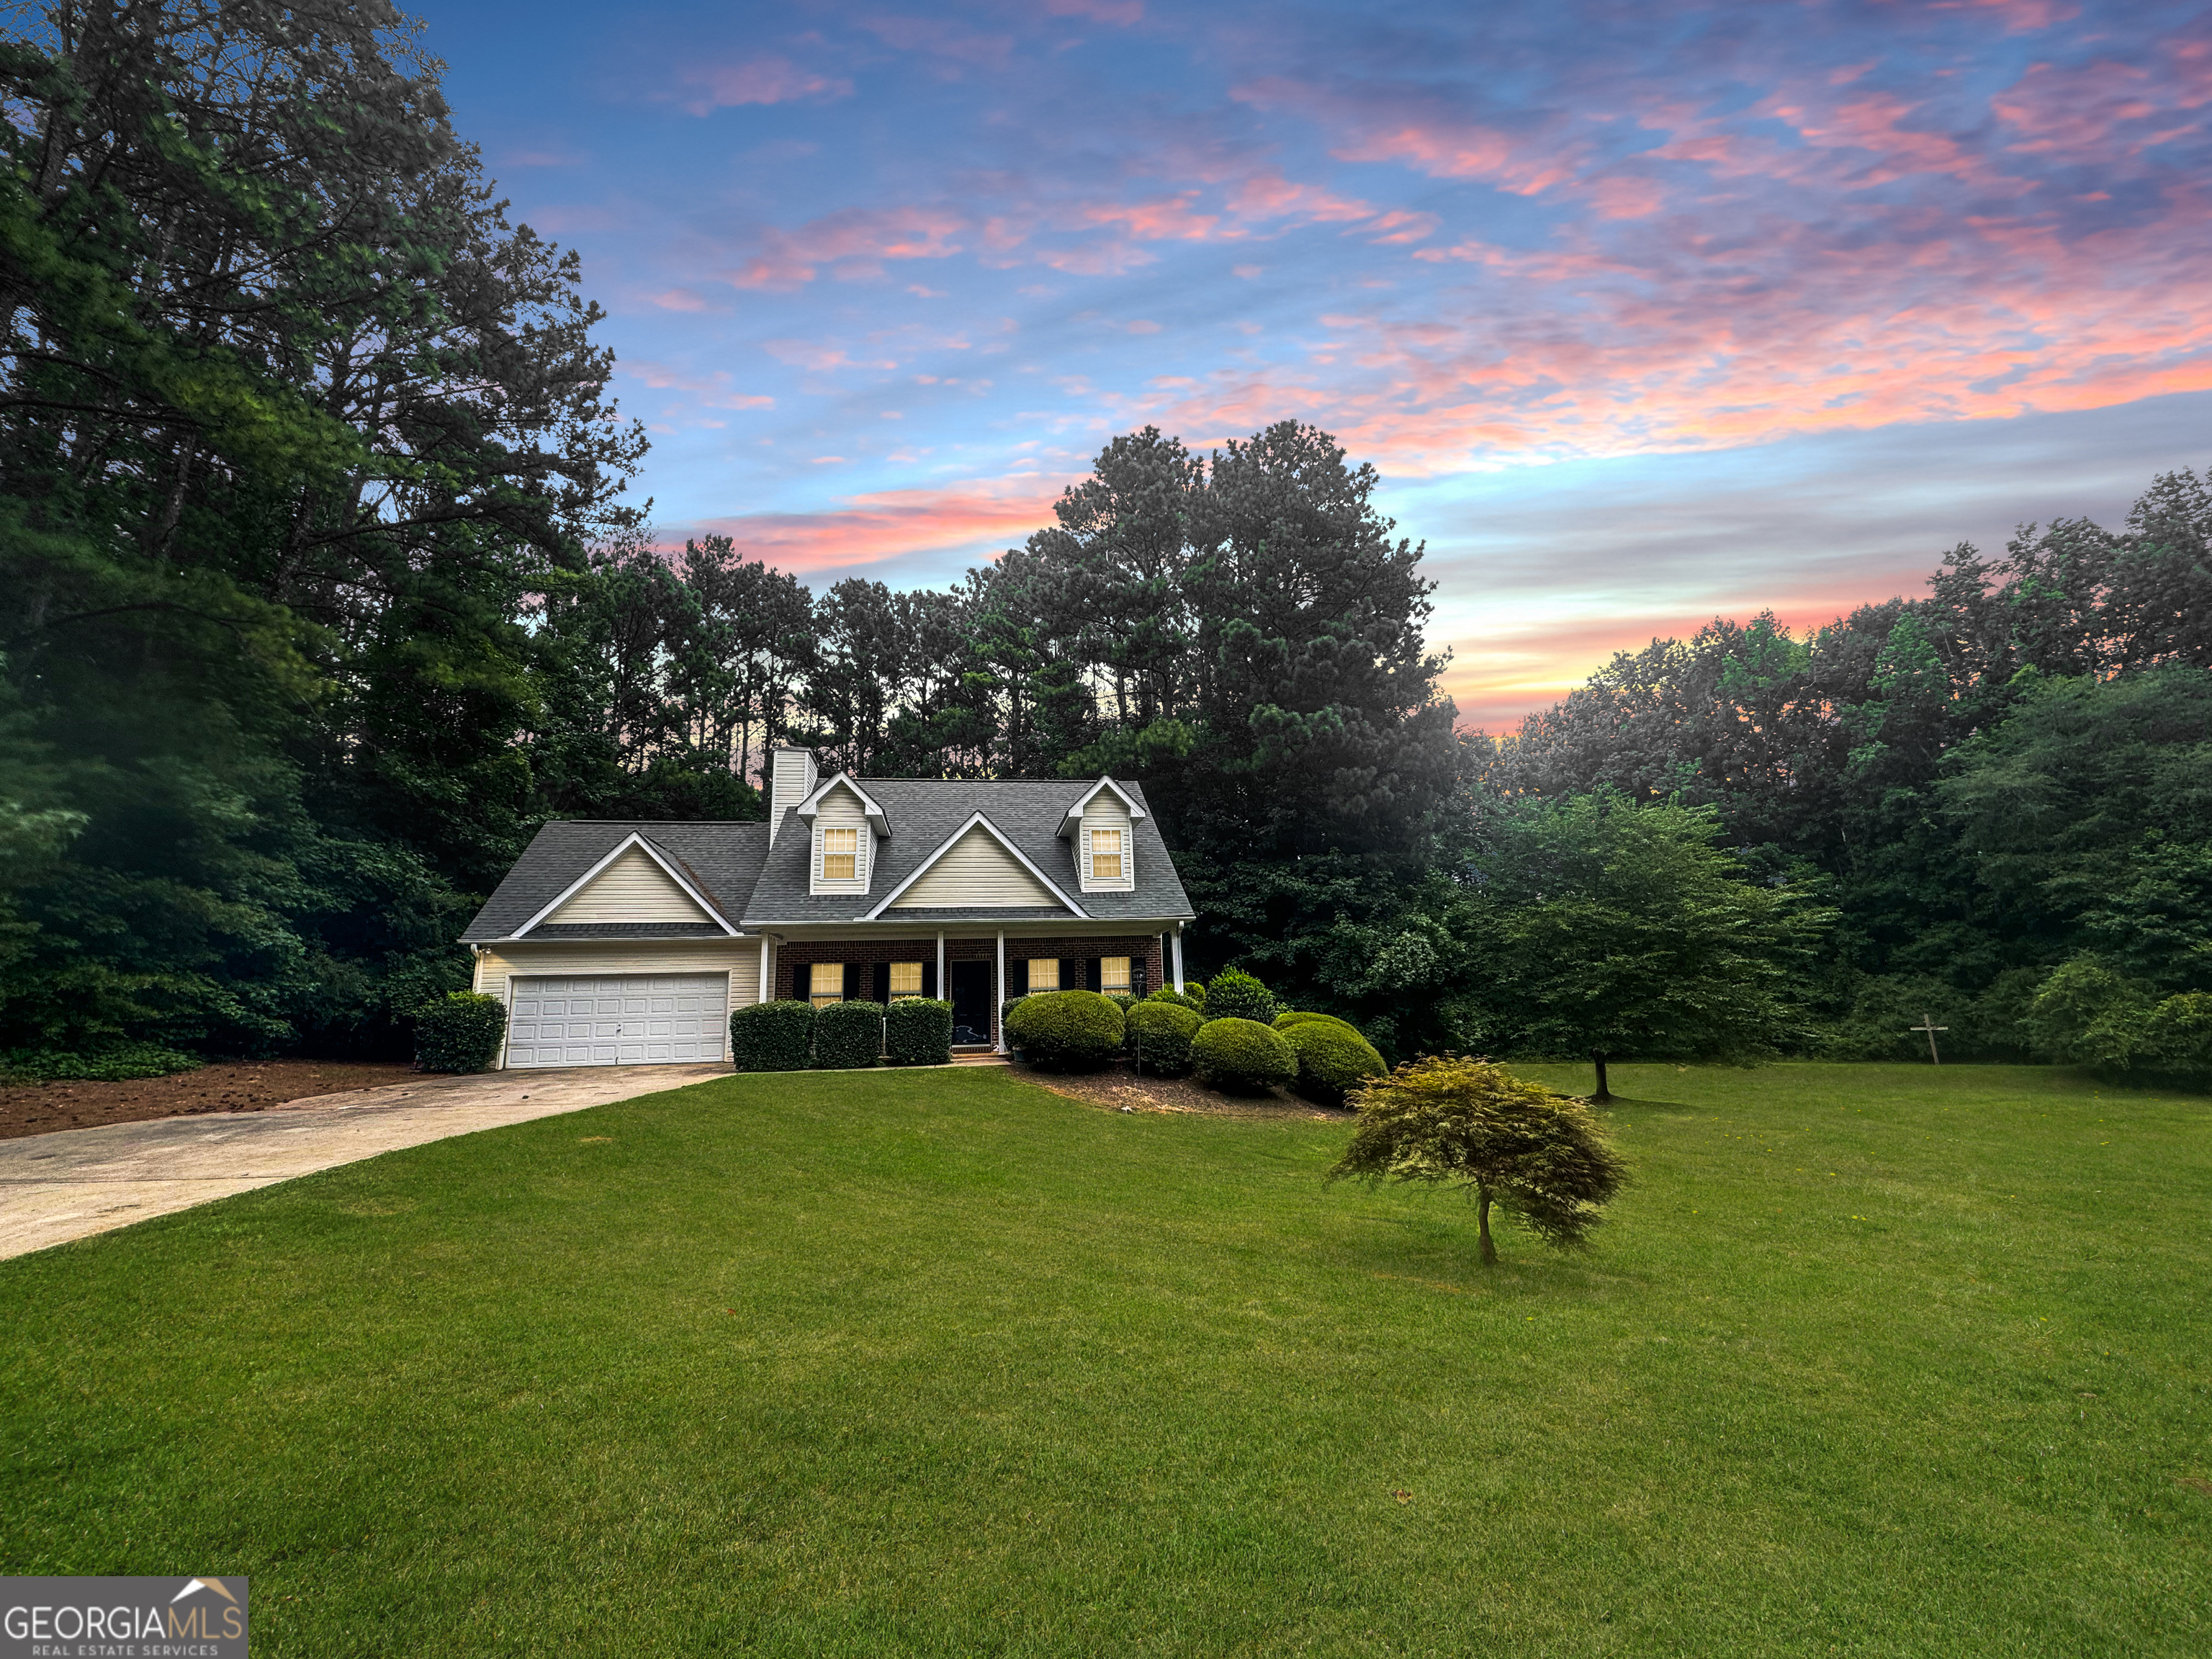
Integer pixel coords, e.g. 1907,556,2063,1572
1087,828,1124,882
821,827,858,882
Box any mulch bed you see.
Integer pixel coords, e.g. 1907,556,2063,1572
1012,1057,1355,1123
0,1060,424,1141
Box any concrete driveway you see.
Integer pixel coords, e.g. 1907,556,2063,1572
0,1064,731,1261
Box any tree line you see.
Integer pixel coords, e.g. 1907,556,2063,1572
5,1,2203,1086
0,1,1456,1064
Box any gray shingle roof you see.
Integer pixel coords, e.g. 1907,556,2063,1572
459,822,768,942
457,780,1192,942
740,778,1192,925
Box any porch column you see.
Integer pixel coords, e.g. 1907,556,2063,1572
757,935,772,1003
1171,923,1184,992
936,931,945,1002
995,930,1007,1053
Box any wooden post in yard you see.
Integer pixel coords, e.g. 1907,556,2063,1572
1907,1012,1948,1064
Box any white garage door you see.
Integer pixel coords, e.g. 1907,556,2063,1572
505,975,729,1069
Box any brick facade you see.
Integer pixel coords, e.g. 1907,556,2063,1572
772,932,1168,1046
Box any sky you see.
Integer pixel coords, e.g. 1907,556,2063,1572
410,0,2212,727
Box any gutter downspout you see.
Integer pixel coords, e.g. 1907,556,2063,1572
758,935,772,1004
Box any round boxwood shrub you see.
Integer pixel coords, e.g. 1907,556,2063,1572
1281,1020,1388,1106
1128,1000,1203,1075
731,999,817,1071
1190,1016,1296,1094
1005,989,1125,1070
1147,985,1205,1013
886,997,954,1066
415,991,508,1074
1274,1010,1367,1041
1204,968,1278,1025
814,999,885,1069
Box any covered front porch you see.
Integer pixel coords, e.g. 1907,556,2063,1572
757,925,1178,1051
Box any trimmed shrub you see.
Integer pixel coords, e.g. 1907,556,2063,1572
886,997,954,1066
1190,1016,1296,1094
1129,1001,1202,1075
1006,990,1125,1070
1281,1020,1388,1106
1147,984,1205,1013
1204,968,1277,1025
1001,997,1028,1031
814,999,885,1069
0,1044,202,1082
731,1000,817,1071
1275,1010,1364,1037
415,991,507,1073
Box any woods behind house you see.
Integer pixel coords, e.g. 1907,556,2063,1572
4,1,2208,1078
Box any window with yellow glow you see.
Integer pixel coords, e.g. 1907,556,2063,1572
820,826,858,881
1088,827,1123,881
1100,956,1131,994
1028,958,1060,992
890,961,925,997
810,963,844,1007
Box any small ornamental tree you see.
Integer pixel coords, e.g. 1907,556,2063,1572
1204,968,1277,1025
1328,1056,1628,1264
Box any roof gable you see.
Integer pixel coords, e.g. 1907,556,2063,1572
870,814,1088,918
513,832,738,938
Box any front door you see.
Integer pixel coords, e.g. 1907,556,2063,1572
948,960,992,1046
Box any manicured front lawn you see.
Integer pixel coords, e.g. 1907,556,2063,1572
2,1063,2207,1655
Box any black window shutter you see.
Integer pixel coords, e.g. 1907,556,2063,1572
873,962,891,1004
923,960,938,998
1132,958,1148,997
843,963,860,1001
1012,958,1030,997
788,963,803,1001
1084,958,1102,992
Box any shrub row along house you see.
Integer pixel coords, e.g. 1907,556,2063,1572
458,750,1197,1067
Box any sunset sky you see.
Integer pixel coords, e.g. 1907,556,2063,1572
414,0,2212,727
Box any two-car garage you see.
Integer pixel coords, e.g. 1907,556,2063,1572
501,974,731,1069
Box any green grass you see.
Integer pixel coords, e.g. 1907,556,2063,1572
3,1063,2208,1655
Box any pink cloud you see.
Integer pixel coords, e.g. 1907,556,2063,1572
724,207,970,290
860,14,1013,71
675,55,851,114
1041,0,1143,22
682,476,1082,572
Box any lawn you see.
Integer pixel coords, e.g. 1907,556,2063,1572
1,1062,2206,1656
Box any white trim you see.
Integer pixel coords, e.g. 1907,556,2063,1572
995,930,1007,1054
860,811,1091,921
1058,775,1147,834
512,833,739,938
793,772,891,835
1172,922,1184,993
724,969,736,1061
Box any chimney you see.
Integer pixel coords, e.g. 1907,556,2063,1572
768,747,818,846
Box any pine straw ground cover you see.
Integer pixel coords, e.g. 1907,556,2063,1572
1,1063,2206,1656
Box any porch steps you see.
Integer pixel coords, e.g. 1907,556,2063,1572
949,1049,1010,1067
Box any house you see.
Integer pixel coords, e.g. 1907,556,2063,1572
458,749,1197,1069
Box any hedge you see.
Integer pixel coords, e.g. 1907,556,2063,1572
415,991,508,1073
815,999,885,1069
886,997,954,1066
731,1000,817,1071
1128,1001,1202,1075
1204,968,1277,1025
1281,1020,1388,1106
1190,1016,1296,1094
1006,990,1125,1070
